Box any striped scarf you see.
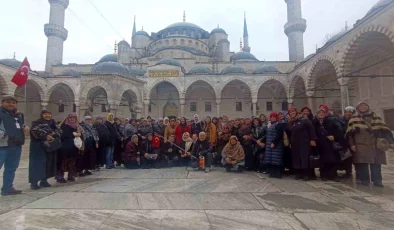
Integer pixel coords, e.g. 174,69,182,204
346,112,391,137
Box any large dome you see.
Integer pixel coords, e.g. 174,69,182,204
365,0,393,18
135,30,150,37
156,58,182,67
188,66,213,75
91,62,131,76
211,28,226,34
165,22,202,30
98,54,118,63
221,66,246,75
253,66,281,74
0,58,22,69
230,51,258,61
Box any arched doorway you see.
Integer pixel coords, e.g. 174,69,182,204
86,86,109,118
290,75,307,109
48,83,75,122
309,59,341,114
220,80,251,117
150,82,180,118
118,90,138,119
344,31,394,116
257,79,287,115
14,80,43,126
185,80,216,118
0,74,8,100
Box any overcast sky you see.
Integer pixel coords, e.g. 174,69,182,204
0,0,379,71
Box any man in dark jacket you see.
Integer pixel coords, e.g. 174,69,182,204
191,114,203,136
94,116,110,169
0,96,27,196
191,132,213,173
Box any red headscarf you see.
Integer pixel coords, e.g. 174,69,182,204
288,107,297,113
269,112,279,121
319,104,330,116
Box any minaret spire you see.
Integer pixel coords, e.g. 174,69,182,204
183,11,186,22
132,15,136,38
240,38,243,51
242,12,251,53
114,40,117,54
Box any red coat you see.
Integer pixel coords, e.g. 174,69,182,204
174,125,191,145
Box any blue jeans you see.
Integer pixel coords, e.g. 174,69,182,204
0,146,22,192
106,146,115,167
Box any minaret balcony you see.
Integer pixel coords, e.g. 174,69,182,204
44,24,68,41
284,18,307,35
48,0,69,8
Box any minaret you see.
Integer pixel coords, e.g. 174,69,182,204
284,0,307,62
44,0,69,72
132,15,136,38
242,12,251,53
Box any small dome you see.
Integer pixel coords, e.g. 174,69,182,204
325,30,347,46
98,54,118,63
0,58,22,69
304,53,315,61
91,62,131,76
165,22,202,30
156,58,182,67
221,66,246,75
253,66,281,74
188,66,213,75
217,38,230,44
129,67,146,77
60,69,81,77
211,28,226,34
118,40,130,46
366,0,393,18
230,51,258,61
135,30,150,37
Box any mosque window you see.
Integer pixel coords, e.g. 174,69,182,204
101,104,107,112
148,103,152,112
236,102,242,111
190,102,197,112
266,102,273,111
281,102,288,111
205,102,211,112
73,104,76,112
58,104,65,113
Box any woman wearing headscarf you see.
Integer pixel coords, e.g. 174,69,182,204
174,117,191,145
278,112,292,174
217,115,232,159
338,106,356,178
79,116,99,176
222,136,245,172
29,110,62,189
180,132,193,166
251,117,266,172
312,108,345,181
288,107,317,181
57,113,84,183
319,104,342,132
122,135,140,169
124,119,138,143
203,116,217,160
104,113,121,169
93,116,110,169
346,102,394,187
238,117,253,170
163,117,170,126
264,112,286,178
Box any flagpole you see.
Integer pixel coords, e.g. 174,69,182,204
24,83,27,114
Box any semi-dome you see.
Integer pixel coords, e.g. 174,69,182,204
230,51,258,61
211,28,226,34
165,22,202,30
156,58,182,67
188,66,213,75
135,30,150,37
129,67,146,77
98,54,118,63
60,69,81,77
365,0,393,18
91,62,131,76
253,66,281,74
0,58,22,69
221,66,246,75
217,38,230,44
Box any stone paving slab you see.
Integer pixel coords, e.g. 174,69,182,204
294,212,394,230
253,192,356,213
87,167,189,179
0,192,52,215
24,192,264,210
327,194,394,212
81,178,281,193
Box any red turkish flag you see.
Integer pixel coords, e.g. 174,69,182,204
11,57,30,87
152,134,161,148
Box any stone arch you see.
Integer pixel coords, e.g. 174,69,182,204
288,75,306,99
47,82,76,104
47,83,76,121
185,80,217,117
116,83,142,104
288,75,308,109
80,79,112,103
185,78,219,99
149,80,181,118
219,77,253,97
257,78,288,113
118,89,139,119
307,55,340,89
148,79,182,99
85,86,109,117
340,25,394,76
220,78,252,116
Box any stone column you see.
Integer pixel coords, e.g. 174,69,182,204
143,100,149,117
41,101,48,110
252,97,258,117
135,102,143,119
79,105,88,119
180,98,185,117
306,90,314,112
338,78,350,114
216,99,221,117
287,98,294,108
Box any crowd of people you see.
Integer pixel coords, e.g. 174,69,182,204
0,95,394,196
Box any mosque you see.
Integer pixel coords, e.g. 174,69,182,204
0,0,394,130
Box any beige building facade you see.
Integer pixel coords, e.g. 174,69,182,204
1,0,394,129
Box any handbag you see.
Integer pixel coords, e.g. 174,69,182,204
41,138,62,152
332,141,343,151
339,149,352,161
362,118,390,152
309,147,320,168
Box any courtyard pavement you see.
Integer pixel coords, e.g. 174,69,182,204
1,140,394,229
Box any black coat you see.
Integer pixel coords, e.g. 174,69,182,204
104,121,120,146
153,124,166,136
191,122,203,135
191,139,212,157
290,116,317,169
161,141,180,159
60,123,79,157
94,123,110,146
312,118,346,165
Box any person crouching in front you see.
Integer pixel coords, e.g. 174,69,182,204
161,135,180,167
180,132,193,166
222,136,245,172
191,132,214,173
141,134,160,169
122,135,140,169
